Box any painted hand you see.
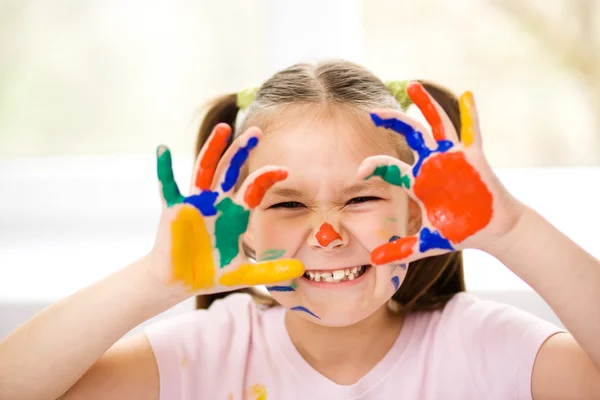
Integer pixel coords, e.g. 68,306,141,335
152,123,304,294
358,82,524,265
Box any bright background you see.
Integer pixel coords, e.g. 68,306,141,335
1,0,599,337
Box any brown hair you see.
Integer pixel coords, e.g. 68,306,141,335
194,60,465,313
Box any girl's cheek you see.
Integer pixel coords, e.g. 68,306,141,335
251,212,307,259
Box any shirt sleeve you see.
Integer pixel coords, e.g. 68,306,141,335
144,293,256,400
449,293,565,400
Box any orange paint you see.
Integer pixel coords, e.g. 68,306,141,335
315,223,341,247
244,170,288,208
371,236,417,265
413,152,493,243
195,124,231,190
407,83,445,142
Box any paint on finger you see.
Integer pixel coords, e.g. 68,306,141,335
371,236,418,265
459,91,475,147
171,206,216,290
221,136,259,192
157,147,185,206
291,306,320,319
407,83,446,142
366,165,411,188
218,259,304,286
244,169,288,208
196,124,232,190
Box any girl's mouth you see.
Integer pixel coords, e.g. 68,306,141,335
303,264,370,283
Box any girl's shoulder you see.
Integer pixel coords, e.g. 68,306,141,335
400,292,564,397
408,291,562,343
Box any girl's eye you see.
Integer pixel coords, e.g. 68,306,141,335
346,196,382,205
269,201,306,209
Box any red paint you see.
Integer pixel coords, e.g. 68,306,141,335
407,83,445,142
315,223,342,247
195,124,231,190
243,169,288,208
371,236,417,265
414,152,493,243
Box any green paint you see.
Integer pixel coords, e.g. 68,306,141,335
215,198,250,268
258,249,286,261
386,217,398,222
367,165,411,189
156,147,184,206
290,281,297,289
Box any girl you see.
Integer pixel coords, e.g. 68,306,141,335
1,60,599,400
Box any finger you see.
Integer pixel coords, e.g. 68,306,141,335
407,82,459,145
357,155,413,190
370,228,455,265
370,109,437,152
459,91,482,148
218,259,304,287
237,166,289,209
193,123,232,191
156,145,184,207
213,127,262,194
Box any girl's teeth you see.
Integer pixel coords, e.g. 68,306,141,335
304,265,368,283
333,270,345,280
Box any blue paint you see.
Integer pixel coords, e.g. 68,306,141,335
291,306,320,319
266,285,295,292
389,235,401,242
391,276,400,290
183,190,219,216
370,113,453,176
419,227,454,252
399,263,408,270
221,136,259,192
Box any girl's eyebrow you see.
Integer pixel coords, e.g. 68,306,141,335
268,187,304,199
341,180,386,197
268,181,385,199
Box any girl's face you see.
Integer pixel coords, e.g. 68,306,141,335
245,106,412,327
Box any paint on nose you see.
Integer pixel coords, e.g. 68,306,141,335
315,223,342,247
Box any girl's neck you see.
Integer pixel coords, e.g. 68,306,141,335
284,302,405,385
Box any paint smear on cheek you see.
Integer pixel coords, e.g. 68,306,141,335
291,306,320,319
315,223,341,246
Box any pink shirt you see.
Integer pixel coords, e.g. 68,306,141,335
145,292,562,399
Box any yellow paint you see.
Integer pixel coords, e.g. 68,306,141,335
246,384,267,400
459,91,475,147
171,206,216,290
180,357,189,367
219,260,304,287
376,229,393,240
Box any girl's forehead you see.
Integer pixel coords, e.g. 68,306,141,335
248,107,395,171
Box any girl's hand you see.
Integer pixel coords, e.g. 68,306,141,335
358,82,525,265
149,123,304,297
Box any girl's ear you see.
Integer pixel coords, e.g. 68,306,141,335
407,198,422,236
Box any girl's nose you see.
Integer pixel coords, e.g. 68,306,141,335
310,222,345,249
